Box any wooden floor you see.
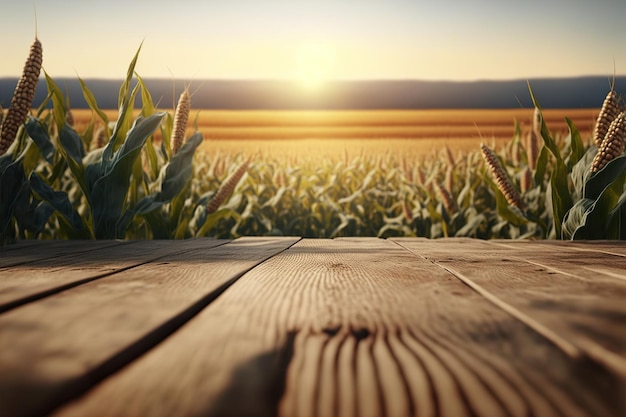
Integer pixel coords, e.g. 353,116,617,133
0,237,625,417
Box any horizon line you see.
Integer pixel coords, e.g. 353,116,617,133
1,74,625,83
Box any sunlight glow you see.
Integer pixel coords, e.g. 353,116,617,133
296,43,336,90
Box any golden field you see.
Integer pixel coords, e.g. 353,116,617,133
70,108,599,158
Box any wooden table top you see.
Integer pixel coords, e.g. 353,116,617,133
0,237,625,417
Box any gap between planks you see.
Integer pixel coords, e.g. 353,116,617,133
0,239,230,313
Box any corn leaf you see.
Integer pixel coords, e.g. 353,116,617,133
570,168,626,240
585,155,626,201
78,77,110,137
0,156,28,237
116,132,202,236
533,146,549,187
59,124,86,165
110,83,141,152
196,208,240,237
565,117,585,168
89,113,164,238
528,83,563,163
18,201,54,237
607,190,626,239
24,117,55,164
44,71,67,133
549,159,573,237
118,43,142,108
561,198,594,240
29,172,86,235
570,148,596,201
136,72,160,179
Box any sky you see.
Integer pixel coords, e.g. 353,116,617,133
1,0,625,84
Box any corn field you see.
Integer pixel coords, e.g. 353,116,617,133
1,39,626,244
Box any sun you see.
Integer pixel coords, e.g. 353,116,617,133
296,43,336,91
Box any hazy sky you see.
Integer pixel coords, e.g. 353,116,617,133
1,0,625,82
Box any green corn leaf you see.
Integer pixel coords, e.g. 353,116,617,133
24,117,55,164
44,71,68,133
561,198,594,240
56,124,90,209
607,190,626,239
135,72,160,178
196,208,240,237
570,148,596,201
585,155,626,201
144,139,160,180
142,210,170,239
18,201,55,237
533,146,549,188
158,132,203,201
173,216,191,240
454,213,486,238
109,83,141,153
549,158,573,238
81,116,96,151
527,85,574,237
78,77,110,137
527,83,563,163
0,156,28,237
90,113,165,239
135,72,156,117
169,179,192,229
35,90,52,117
570,167,626,240
565,117,585,168
128,157,146,208
119,43,142,108
122,131,202,219
29,172,86,235
160,112,173,161
19,140,45,173
59,124,86,165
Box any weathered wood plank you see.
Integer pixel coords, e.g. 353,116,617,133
0,239,228,313
491,238,626,257
0,237,299,417
52,238,620,417
394,238,626,284
393,239,626,378
0,239,56,252
488,240,626,282
0,240,129,268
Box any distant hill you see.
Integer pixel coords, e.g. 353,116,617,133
1,76,624,110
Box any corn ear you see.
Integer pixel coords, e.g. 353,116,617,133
593,90,621,148
481,143,525,209
435,181,457,213
206,159,249,214
171,88,191,155
0,37,42,156
591,111,625,173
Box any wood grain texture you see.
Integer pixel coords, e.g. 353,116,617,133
0,237,299,417
0,240,126,268
51,238,620,417
0,239,228,313
394,238,626,412
0,239,57,252
490,239,626,257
